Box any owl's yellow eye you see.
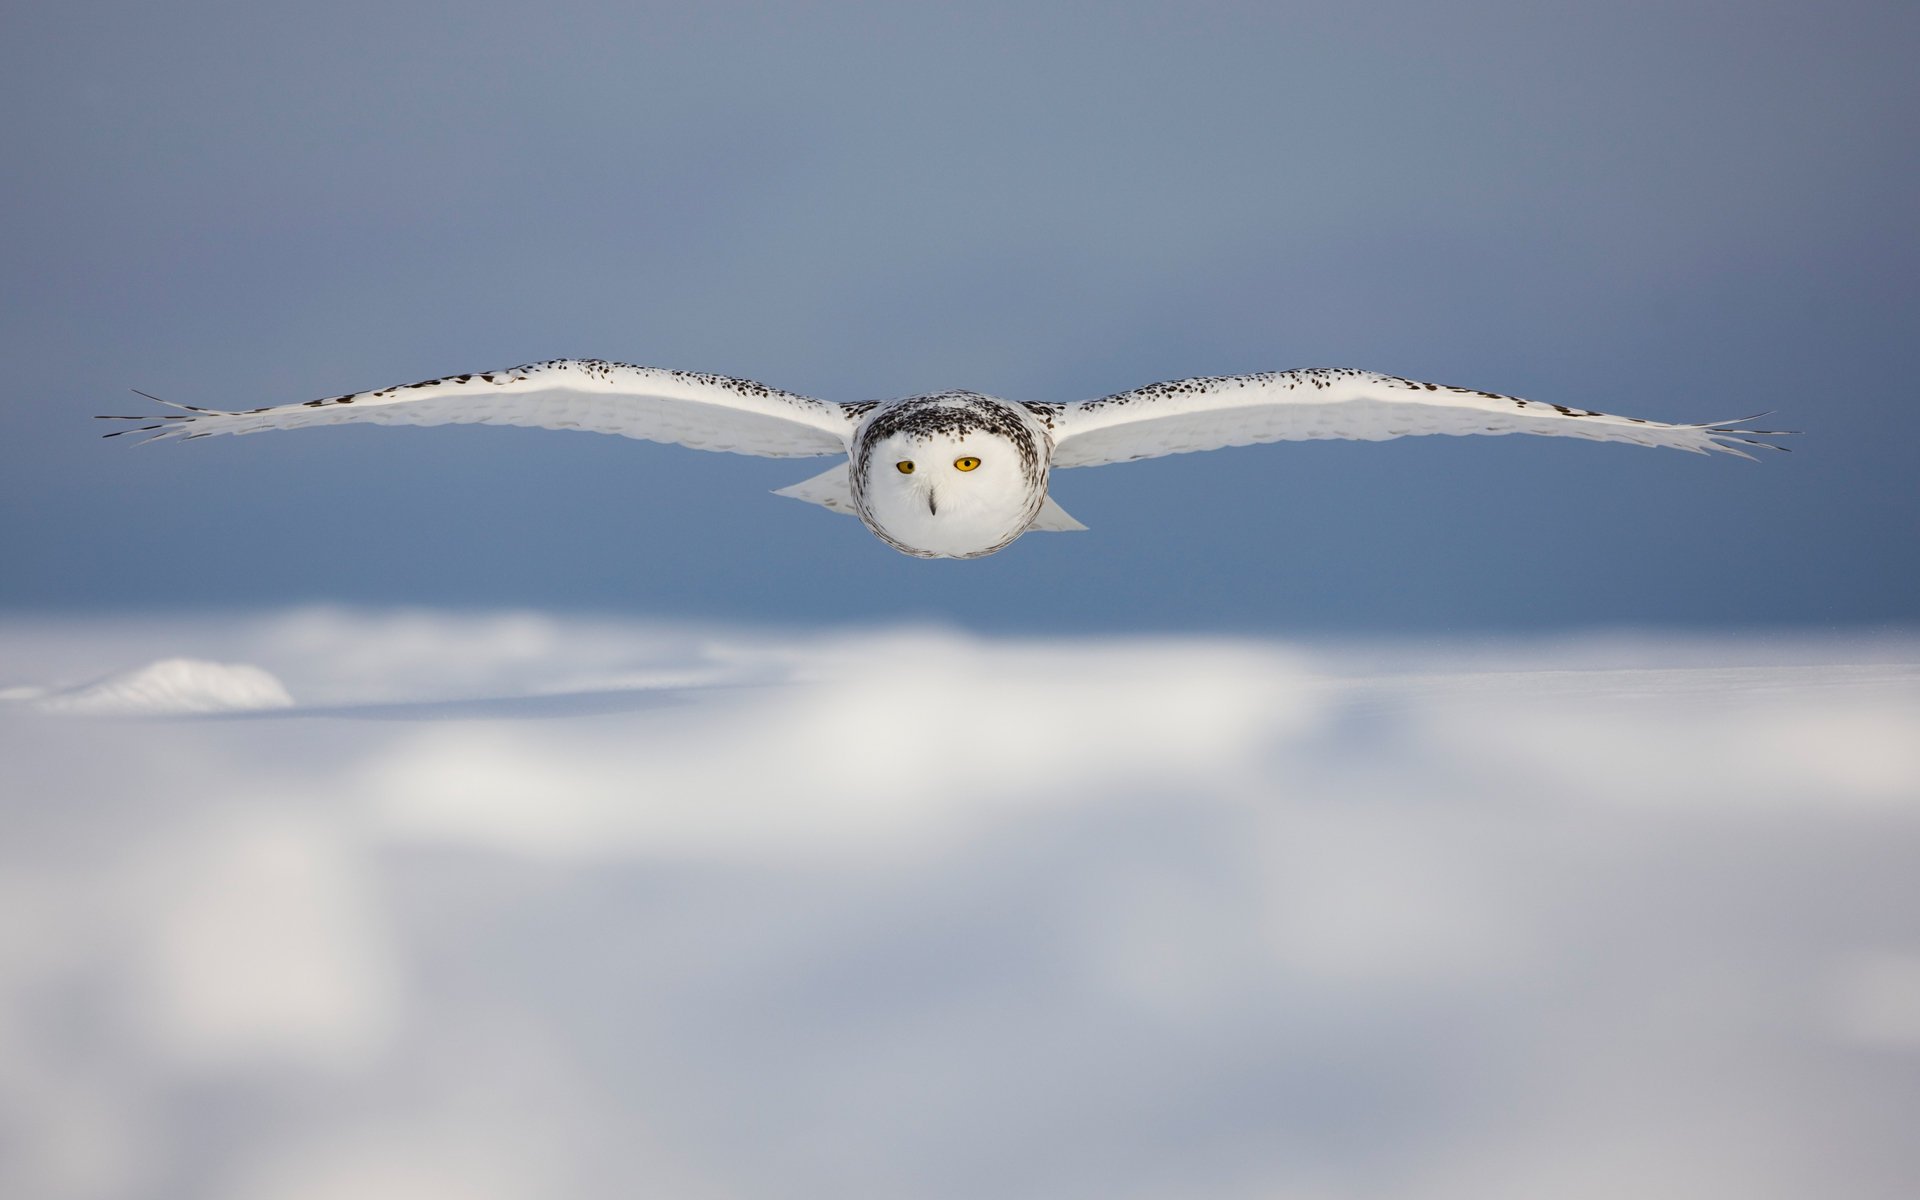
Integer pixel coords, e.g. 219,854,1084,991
954,456,981,472
895,460,914,474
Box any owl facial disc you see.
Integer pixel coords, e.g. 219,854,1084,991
850,393,1050,559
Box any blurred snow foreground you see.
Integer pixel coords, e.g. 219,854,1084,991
2,610,1918,1200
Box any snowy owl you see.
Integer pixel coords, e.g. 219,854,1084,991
104,359,1787,558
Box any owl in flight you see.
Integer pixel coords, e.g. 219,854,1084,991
105,359,1786,558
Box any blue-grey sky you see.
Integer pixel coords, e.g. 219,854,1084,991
4,0,1915,633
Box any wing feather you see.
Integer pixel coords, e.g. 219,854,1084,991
1049,369,1791,468
102,359,855,458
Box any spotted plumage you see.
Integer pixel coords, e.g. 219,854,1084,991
103,359,1790,558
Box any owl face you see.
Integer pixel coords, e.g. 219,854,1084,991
851,395,1049,558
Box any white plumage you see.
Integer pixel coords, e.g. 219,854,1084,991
105,358,1788,558
1048,368,1783,465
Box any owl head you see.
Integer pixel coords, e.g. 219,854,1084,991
851,393,1048,559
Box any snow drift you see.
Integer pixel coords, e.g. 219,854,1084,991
6,656,294,714
0,609,1916,1200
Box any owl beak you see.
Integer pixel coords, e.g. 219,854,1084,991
927,487,938,516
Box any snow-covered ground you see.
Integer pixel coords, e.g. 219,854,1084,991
2,609,1917,1200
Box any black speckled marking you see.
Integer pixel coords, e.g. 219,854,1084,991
855,393,1042,487
1082,367,1391,411
1021,402,1062,430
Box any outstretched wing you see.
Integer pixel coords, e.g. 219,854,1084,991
1049,369,1790,468
102,359,856,458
